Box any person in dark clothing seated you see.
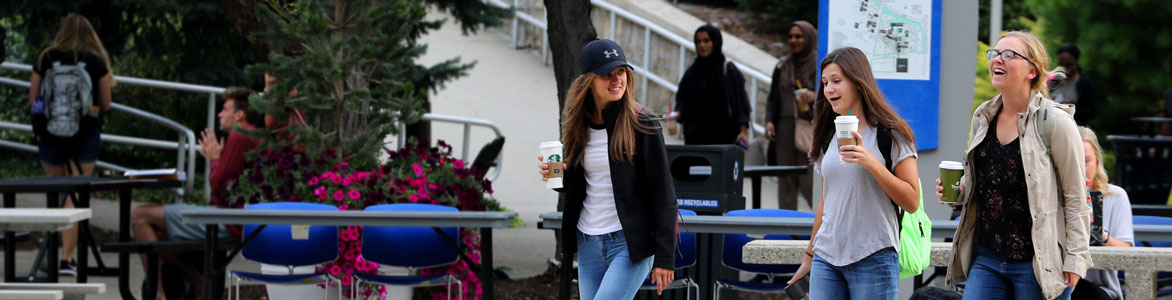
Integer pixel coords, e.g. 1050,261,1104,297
672,25,752,147
129,87,262,300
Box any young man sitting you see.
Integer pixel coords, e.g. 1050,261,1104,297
130,87,262,300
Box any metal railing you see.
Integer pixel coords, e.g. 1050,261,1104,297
486,0,772,137
394,114,505,181
0,68,203,197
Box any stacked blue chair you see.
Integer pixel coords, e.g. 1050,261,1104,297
355,203,463,300
714,208,815,300
228,202,340,300
638,209,700,298
1131,215,1172,296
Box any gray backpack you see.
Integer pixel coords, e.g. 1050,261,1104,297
39,61,95,137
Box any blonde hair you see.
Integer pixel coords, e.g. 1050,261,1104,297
1078,126,1111,194
38,14,114,79
561,66,653,166
997,31,1051,98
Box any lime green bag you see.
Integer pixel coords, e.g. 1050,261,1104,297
878,129,932,278
897,179,932,278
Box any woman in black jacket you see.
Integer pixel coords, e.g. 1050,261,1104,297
673,25,752,146
538,39,678,299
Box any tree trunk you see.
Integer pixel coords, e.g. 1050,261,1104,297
543,1,596,299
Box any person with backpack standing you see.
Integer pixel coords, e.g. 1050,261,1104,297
536,39,677,299
28,13,114,276
937,31,1090,300
671,25,752,147
765,20,817,211
787,47,922,300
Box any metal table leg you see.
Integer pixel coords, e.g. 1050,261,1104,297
4,192,15,282
481,228,494,300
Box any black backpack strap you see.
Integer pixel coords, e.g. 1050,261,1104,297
877,127,904,229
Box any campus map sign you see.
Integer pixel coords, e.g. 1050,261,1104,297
827,0,933,80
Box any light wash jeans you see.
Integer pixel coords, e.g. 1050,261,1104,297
576,230,653,300
810,247,899,300
963,247,1073,300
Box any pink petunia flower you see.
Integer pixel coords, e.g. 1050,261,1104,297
348,189,361,199
409,194,419,203
330,175,343,185
343,177,353,187
338,204,349,211
308,177,319,186
412,164,423,176
329,265,342,276
453,159,465,169
333,190,345,202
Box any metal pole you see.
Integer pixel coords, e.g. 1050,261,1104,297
642,27,651,105
542,7,549,65
609,11,616,39
990,0,1003,45
749,78,758,140
462,124,471,162
511,0,519,48
205,93,215,202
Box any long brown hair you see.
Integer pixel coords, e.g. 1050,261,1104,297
562,66,653,166
810,47,915,162
38,14,114,78
998,31,1050,98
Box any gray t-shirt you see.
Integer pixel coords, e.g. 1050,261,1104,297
814,126,917,266
1083,184,1134,300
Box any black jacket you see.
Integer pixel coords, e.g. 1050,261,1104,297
560,104,678,269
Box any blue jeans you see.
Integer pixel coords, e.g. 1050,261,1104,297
963,247,1074,300
576,230,653,300
810,247,899,300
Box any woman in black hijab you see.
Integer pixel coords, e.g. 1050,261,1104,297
766,20,817,210
674,25,751,146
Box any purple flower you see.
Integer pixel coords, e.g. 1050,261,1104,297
333,190,345,202
348,189,361,200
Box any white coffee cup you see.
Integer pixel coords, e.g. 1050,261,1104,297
834,116,860,163
540,141,565,189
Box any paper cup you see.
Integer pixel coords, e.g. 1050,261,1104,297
834,116,859,163
794,89,811,112
939,161,964,202
540,141,564,189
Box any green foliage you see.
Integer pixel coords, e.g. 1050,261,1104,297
1028,0,1172,138
977,0,1036,45
735,0,818,31
246,0,475,168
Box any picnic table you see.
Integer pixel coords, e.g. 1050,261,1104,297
0,176,179,298
180,208,517,300
0,208,90,284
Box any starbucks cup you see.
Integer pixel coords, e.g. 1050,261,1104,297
794,88,811,112
540,141,565,189
834,116,859,163
939,161,964,203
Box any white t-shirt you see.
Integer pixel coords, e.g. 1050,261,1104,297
813,126,917,266
577,126,623,235
1083,184,1134,300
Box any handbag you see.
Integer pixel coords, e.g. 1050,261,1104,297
792,93,814,153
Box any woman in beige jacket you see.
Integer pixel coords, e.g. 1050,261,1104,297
935,31,1090,300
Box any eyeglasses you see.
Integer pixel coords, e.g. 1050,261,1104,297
986,49,1032,63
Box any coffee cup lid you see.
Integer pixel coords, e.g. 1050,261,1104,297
834,115,858,123
939,161,963,169
540,141,563,148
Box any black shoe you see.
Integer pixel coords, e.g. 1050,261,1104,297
58,259,77,276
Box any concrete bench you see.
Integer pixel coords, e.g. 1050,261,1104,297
0,283,103,300
743,240,1172,299
0,290,63,300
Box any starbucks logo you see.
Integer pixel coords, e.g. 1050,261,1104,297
546,154,562,163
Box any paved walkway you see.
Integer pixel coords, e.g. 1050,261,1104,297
418,11,806,279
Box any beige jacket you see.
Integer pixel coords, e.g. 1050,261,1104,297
947,92,1092,300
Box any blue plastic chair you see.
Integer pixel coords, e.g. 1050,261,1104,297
354,203,463,300
1131,215,1172,296
638,209,700,298
228,202,340,300
714,209,815,300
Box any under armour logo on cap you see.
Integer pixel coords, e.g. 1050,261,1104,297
603,49,619,58
580,39,631,76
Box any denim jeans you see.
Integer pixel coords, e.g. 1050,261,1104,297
810,247,899,300
963,247,1074,300
576,230,653,300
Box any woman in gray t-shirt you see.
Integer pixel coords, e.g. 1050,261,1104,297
787,47,921,300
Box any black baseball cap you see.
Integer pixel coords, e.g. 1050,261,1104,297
579,39,630,76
